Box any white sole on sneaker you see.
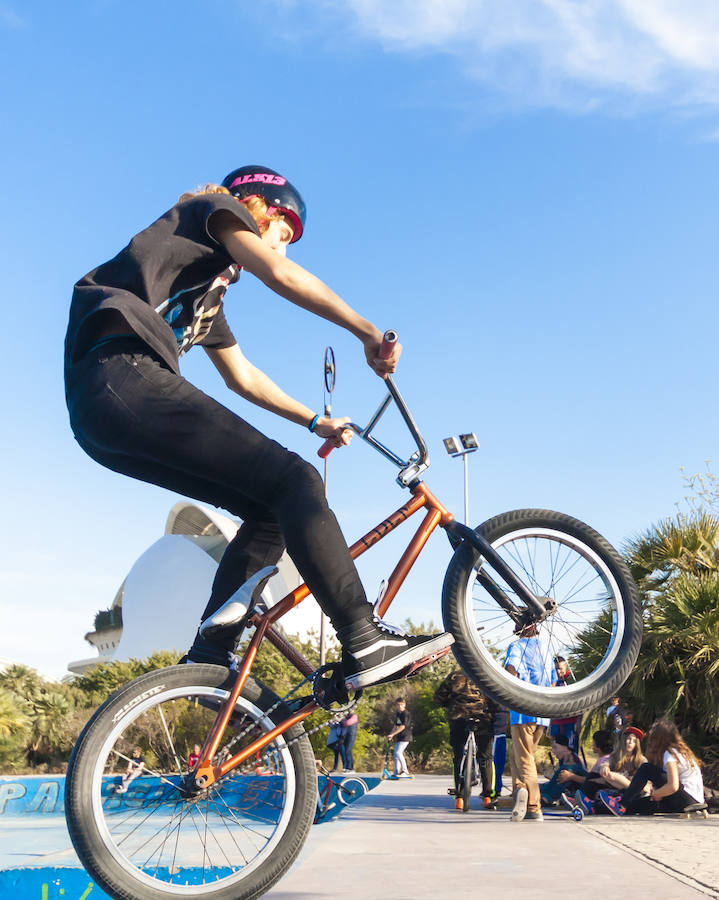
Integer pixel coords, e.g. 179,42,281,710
511,787,528,822
344,633,454,691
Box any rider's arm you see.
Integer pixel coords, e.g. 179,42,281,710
208,213,400,377
205,344,351,443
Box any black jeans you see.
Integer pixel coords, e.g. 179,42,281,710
621,762,697,815
449,719,494,795
65,340,372,635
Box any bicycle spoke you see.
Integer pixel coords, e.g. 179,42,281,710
467,529,622,689
156,704,184,778
86,681,303,893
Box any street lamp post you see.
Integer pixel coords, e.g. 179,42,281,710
319,347,336,667
443,433,479,525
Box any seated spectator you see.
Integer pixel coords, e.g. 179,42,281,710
564,726,646,814
188,743,201,770
599,718,705,817
540,734,586,807
116,746,145,794
435,669,497,808
556,729,614,799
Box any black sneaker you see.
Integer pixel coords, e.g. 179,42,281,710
337,616,454,691
179,632,238,669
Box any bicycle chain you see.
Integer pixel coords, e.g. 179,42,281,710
217,667,360,767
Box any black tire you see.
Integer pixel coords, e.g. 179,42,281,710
65,665,316,900
337,776,368,806
442,509,642,717
460,736,474,813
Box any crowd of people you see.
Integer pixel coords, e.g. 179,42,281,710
173,641,706,818
335,635,707,822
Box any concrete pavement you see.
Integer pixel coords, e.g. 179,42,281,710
267,775,719,899
1,773,717,898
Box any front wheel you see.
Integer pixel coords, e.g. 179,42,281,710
442,509,642,717
65,665,317,900
460,738,475,813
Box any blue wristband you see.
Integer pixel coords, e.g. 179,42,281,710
308,414,320,433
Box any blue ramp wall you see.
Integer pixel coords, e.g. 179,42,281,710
0,774,378,898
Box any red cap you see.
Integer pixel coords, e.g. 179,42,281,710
624,726,645,740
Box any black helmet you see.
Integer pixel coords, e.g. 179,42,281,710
221,165,306,243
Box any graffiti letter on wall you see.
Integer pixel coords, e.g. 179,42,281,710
27,781,60,813
0,783,27,814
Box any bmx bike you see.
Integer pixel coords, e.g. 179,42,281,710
65,332,642,899
314,763,368,823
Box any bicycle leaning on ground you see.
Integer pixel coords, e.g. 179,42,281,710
314,763,368,823
64,332,643,900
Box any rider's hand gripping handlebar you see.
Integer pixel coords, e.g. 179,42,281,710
317,330,398,460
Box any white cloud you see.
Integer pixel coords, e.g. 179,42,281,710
308,0,719,109
0,4,25,28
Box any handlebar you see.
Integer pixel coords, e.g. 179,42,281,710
316,331,430,487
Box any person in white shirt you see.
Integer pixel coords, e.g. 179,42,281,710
599,718,704,816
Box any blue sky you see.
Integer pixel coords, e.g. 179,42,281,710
1,0,717,680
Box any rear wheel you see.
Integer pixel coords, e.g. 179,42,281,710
65,665,316,900
442,509,642,717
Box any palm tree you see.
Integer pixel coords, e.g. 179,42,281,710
621,512,719,736
0,691,30,739
626,511,719,592
0,663,42,701
27,691,74,761
570,512,719,736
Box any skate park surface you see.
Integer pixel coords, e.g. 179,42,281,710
1,774,718,899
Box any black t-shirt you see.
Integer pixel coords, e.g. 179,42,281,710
64,193,260,376
395,709,413,742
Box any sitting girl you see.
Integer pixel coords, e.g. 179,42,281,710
557,729,614,806
566,726,645,813
599,718,704,816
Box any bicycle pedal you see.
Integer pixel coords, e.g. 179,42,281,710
455,798,464,810
406,646,453,678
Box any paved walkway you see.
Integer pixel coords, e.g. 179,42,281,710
1,774,717,898
267,775,719,899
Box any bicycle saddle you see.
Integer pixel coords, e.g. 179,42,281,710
200,566,278,643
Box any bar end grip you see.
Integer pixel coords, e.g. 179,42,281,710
379,330,398,360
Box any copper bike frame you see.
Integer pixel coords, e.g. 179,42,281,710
193,481,453,789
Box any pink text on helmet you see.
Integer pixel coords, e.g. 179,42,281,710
230,173,287,188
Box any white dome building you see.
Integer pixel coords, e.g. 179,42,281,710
67,502,325,675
